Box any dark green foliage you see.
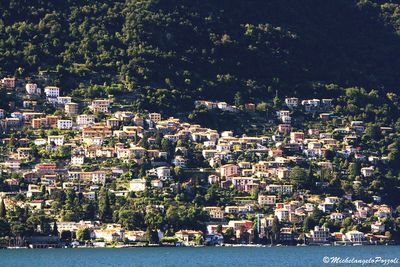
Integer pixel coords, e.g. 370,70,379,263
2,1,400,111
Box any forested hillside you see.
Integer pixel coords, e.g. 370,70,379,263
2,0,400,110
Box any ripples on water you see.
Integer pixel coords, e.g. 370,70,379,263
0,246,399,267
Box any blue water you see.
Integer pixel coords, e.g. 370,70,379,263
0,246,399,267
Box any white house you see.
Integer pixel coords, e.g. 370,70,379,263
26,83,40,95
71,155,85,166
129,179,146,192
344,230,364,243
57,120,73,130
57,96,72,105
48,135,64,146
44,86,60,98
361,167,374,177
76,114,95,126
285,97,299,108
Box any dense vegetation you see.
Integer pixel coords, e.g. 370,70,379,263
2,0,400,111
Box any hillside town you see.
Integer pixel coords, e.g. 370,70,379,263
0,76,399,248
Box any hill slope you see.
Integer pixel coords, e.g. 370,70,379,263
1,0,400,110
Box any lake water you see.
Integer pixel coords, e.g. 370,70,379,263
0,246,399,267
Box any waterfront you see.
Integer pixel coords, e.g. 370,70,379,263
0,246,399,267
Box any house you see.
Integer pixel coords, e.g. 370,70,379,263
277,168,290,179
125,231,147,242
65,103,79,115
48,135,64,146
57,96,72,105
318,203,334,213
44,86,60,98
245,103,255,112
90,99,112,113
149,112,162,122
265,184,293,194
280,228,294,242
82,125,112,138
26,184,42,198
150,179,163,189
302,99,320,111
230,177,260,191
321,99,333,108
308,226,330,243
319,113,331,121
26,83,40,94
92,171,107,184
258,195,276,205
361,167,374,177
175,230,203,246
277,110,290,119
330,212,344,221
344,230,365,243
285,97,299,108
57,120,73,130
220,164,239,178
1,77,16,88
71,155,85,166
106,118,120,128
227,220,254,240
129,179,147,192
93,225,124,242
76,114,95,126
278,124,291,134
371,222,385,233
324,196,340,204
290,132,304,142
275,208,289,221
173,156,187,167
203,207,225,220
155,167,171,180
17,147,32,160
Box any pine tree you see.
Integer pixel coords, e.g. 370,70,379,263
271,216,281,244
0,198,6,218
52,221,59,236
99,189,111,222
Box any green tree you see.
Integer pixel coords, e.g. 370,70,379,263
303,216,314,232
289,166,309,189
271,216,281,243
99,189,112,222
0,218,10,237
76,228,91,242
0,198,6,218
52,221,59,236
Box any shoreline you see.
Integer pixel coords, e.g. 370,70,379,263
3,242,397,250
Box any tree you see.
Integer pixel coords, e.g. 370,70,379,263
256,102,268,112
271,216,281,244
303,216,314,232
0,198,6,218
216,224,223,234
99,189,111,222
289,166,309,189
0,218,10,237
146,227,159,244
118,209,144,230
365,125,381,141
234,91,243,108
60,230,72,241
76,228,91,242
52,221,59,236
223,227,235,243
